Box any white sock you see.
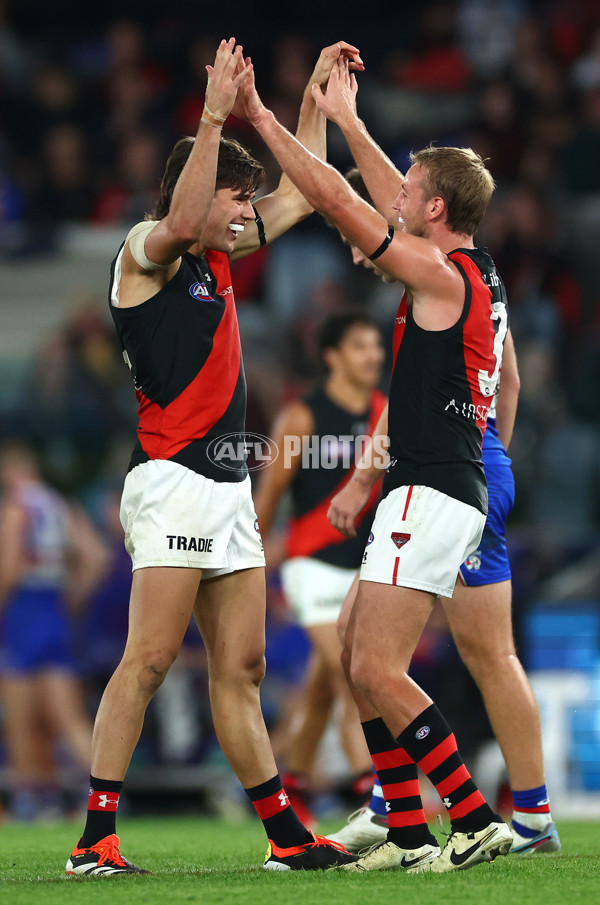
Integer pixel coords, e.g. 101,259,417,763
512,809,552,833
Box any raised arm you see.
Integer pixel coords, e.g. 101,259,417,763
310,63,404,224
118,38,251,299
231,41,364,259
244,58,451,297
494,328,520,451
253,401,314,538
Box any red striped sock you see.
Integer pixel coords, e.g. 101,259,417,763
245,774,312,847
397,704,497,832
362,718,434,849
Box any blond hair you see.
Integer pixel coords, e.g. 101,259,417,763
409,146,495,236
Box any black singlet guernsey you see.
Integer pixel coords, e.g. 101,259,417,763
109,243,247,482
286,387,387,568
384,246,509,515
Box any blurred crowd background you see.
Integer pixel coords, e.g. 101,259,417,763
1,0,600,820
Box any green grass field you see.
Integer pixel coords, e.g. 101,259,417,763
1,816,598,905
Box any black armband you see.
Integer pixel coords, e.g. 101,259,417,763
252,205,267,247
369,226,394,261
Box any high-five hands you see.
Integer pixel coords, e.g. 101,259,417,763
311,55,359,128
204,38,252,123
309,41,364,91
231,40,365,127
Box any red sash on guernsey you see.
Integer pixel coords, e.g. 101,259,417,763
286,390,387,559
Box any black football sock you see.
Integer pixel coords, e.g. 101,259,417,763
245,774,312,848
79,776,123,847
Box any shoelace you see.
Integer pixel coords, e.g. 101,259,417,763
309,834,347,852
92,837,126,867
356,839,389,858
345,806,369,823
436,813,454,844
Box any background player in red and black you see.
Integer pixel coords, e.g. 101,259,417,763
67,39,364,876
243,53,514,871
254,313,385,823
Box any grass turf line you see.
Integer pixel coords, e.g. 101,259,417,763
0,816,598,905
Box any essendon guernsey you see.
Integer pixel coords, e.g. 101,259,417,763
286,387,387,568
109,246,247,482
385,246,509,514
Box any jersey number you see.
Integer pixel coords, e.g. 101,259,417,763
478,302,508,398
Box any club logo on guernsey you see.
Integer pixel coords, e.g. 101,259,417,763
415,726,430,740
189,281,212,300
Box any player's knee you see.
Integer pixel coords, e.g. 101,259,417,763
349,652,375,698
457,637,516,677
245,653,267,687
340,644,352,683
129,648,178,696
212,652,266,689
336,610,349,647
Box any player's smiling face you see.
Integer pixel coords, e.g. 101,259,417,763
393,165,428,237
202,187,256,252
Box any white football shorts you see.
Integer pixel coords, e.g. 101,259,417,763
360,484,486,598
280,557,357,627
120,460,265,577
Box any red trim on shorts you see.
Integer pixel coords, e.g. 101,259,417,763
252,789,291,820
447,789,486,820
87,790,121,812
392,556,400,585
402,485,414,521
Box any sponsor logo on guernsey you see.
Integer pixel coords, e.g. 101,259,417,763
415,725,430,740
166,536,214,552
367,531,375,545
189,281,212,300
444,399,490,422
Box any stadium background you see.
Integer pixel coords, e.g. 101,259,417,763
0,0,599,818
